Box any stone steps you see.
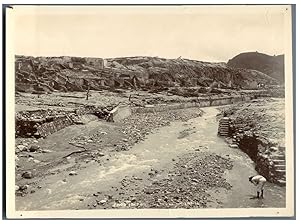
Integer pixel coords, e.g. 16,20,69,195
271,155,285,160
218,118,230,137
274,164,286,169
277,179,286,185
273,159,285,165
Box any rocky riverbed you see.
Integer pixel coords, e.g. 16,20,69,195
87,152,233,209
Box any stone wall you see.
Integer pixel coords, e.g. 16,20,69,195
37,115,73,137
227,125,286,185
132,95,252,114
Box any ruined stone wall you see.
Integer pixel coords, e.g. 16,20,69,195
37,116,73,137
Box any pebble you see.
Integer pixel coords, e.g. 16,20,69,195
69,171,77,176
29,145,40,152
124,200,131,205
229,144,238,148
41,149,52,153
22,171,33,179
19,185,29,191
98,152,105,157
17,145,27,151
15,185,20,191
100,199,107,204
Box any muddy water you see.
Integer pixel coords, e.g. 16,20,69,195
16,107,285,211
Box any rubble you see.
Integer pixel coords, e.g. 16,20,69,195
119,107,204,148
90,152,233,209
15,55,278,95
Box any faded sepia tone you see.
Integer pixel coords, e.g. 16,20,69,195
5,5,294,218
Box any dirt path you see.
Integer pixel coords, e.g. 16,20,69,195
16,107,285,211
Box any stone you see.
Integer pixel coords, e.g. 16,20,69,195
270,146,278,152
229,144,238,148
125,200,131,205
98,152,105,157
29,145,40,152
22,171,33,179
69,171,77,176
41,149,52,153
100,199,107,204
17,145,27,151
191,178,199,183
15,185,20,191
19,185,28,191
33,159,41,163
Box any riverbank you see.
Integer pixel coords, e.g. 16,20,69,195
218,98,286,185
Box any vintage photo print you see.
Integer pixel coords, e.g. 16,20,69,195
4,5,294,218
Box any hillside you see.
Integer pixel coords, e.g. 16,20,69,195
227,52,284,84
15,55,278,94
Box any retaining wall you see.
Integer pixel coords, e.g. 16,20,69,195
132,95,253,114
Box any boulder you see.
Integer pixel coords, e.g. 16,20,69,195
22,171,33,179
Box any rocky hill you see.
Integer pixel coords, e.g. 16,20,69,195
227,52,284,84
15,55,278,94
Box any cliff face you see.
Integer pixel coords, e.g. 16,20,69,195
15,55,278,93
227,52,284,84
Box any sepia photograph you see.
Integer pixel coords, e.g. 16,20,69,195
4,4,294,219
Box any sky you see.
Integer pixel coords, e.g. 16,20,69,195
11,5,289,62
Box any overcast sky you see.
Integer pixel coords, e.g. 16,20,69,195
12,5,289,62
